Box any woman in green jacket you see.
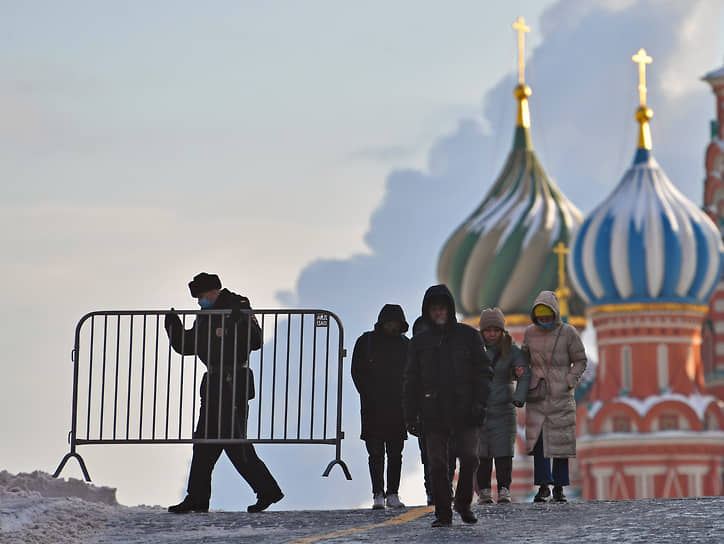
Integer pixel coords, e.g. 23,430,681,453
476,308,531,504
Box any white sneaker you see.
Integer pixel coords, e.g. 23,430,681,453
372,493,385,509
385,493,405,508
497,487,512,503
477,488,494,504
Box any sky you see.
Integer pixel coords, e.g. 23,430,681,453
2,0,724,511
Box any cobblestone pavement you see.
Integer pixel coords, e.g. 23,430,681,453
98,497,723,543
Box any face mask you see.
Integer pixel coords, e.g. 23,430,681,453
198,298,214,309
538,321,554,328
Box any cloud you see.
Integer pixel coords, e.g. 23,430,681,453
208,0,721,510
348,145,417,163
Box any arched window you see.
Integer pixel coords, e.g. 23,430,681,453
621,346,632,394
657,344,669,393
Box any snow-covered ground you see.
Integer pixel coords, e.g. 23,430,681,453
0,470,159,543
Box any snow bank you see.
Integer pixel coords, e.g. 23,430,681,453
0,470,122,543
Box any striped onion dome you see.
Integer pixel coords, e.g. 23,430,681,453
437,84,586,319
568,129,724,307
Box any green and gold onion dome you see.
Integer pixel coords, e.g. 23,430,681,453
437,80,586,326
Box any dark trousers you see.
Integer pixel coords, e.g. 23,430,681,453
418,434,457,498
187,392,282,504
365,438,404,495
426,427,479,522
477,456,512,491
532,434,569,486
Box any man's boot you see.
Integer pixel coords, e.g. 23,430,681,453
168,495,209,514
247,490,284,513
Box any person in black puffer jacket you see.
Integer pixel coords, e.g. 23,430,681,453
403,285,492,527
164,272,283,514
352,304,409,510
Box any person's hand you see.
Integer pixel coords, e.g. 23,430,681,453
164,308,181,331
566,374,578,390
406,422,420,437
514,366,524,378
230,306,241,323
512,399,524,408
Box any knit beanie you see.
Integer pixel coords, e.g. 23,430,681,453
478,307,505,331
188,272,222,297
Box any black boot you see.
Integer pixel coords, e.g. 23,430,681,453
168,495,209,514
552,486,567,502
456,509,477,524
533,485,551,503
247,490,284,513
431,517,452,528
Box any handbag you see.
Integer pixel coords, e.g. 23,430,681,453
526,326,562,403
526,377,547,403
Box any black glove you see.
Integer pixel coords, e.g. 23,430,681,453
164,308,181,331
406,422,420,437
471,403,487,426
230,306,241,323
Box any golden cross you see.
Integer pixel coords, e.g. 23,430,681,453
553,241,569,288
632,48,653,107
553,241,570,321
512,16,530,85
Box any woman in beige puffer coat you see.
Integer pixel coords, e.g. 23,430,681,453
522,290,586,503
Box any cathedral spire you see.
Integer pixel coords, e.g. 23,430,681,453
632,48,653,151
511,17,532,149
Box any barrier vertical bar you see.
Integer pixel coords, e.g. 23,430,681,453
243,312,252,439
310,317,317,439
205,313,212,440
231,312,239,439
191,322,199,436
138,315,147,440
165,318,173,440
86,316,95,440
217,313,226,438
271,313,278,439
125,315,133,440
100,316,108,439
178,313,186,440
113,316,121,439
297,314,305,439
152,316,160,439
323,323,330,439
257,313,265,440
284,314,291,439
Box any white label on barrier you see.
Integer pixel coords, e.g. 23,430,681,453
315,313,329,328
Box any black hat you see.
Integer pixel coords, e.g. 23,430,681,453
188,272,222,297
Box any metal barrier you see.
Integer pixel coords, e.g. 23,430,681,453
53,309,351,481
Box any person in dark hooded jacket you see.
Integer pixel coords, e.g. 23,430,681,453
352,304,409,509
412,316,458,506
403,285,492,527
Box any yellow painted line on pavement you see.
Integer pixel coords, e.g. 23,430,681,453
287,506,434,543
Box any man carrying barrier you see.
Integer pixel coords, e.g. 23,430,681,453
164,272,284,513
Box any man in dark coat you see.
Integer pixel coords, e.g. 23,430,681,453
352,304,409,509
164,272,283,514
403,285,492,527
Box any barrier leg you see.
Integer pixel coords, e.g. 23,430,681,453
322,459,352,480
53,452,91,482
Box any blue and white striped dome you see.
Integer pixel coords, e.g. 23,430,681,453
568,148,724,306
